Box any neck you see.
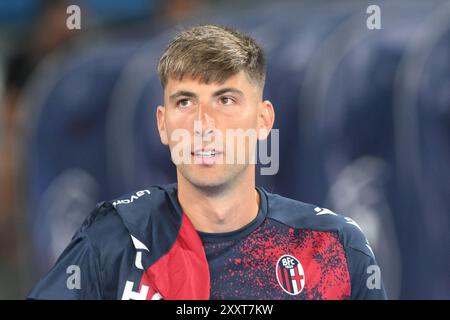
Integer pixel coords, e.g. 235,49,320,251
176,170,260,233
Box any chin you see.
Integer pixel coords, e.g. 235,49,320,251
179,164,247,191
186,173,228,189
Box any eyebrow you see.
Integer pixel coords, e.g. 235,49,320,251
169,91,197,102
212,88,244,97
169,87,244,102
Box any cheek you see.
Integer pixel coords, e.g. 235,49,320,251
226,110,259,130
165,115,196,150
221,114,259,150
165,112,192,135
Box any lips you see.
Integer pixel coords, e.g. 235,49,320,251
191,148,223,157
191,148,223,165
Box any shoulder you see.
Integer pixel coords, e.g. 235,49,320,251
265,190,374,258
105,184,180,232
72,201,130,266
77,183,181,262
80,184,176,238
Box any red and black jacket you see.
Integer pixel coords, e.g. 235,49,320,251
28,183,387,300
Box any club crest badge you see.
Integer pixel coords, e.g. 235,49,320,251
276,254,305,295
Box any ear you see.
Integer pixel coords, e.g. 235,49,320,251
257,100,275,140
156,105,169,145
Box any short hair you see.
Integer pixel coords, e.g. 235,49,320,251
157,24,266,91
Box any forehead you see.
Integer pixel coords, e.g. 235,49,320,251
164,70,258,96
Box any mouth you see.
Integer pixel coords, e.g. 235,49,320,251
191,148,223,165
191,149,222,157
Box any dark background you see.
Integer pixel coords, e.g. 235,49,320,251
0,0,448,299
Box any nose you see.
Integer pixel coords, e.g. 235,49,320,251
194,102,216,138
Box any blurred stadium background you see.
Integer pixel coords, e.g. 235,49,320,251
0,0,449,299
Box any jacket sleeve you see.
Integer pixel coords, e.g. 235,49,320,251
346,246,388,300
27,231,103,300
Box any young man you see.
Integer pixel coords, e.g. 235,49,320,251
28,25,387,300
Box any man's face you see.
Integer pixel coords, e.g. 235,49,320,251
157,70,273,190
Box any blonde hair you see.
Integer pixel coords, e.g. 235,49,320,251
158,24,266,90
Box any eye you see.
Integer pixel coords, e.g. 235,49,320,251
176,98,193,108
219,96,236,106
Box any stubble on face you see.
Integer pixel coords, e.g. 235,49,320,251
163,71,261,195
